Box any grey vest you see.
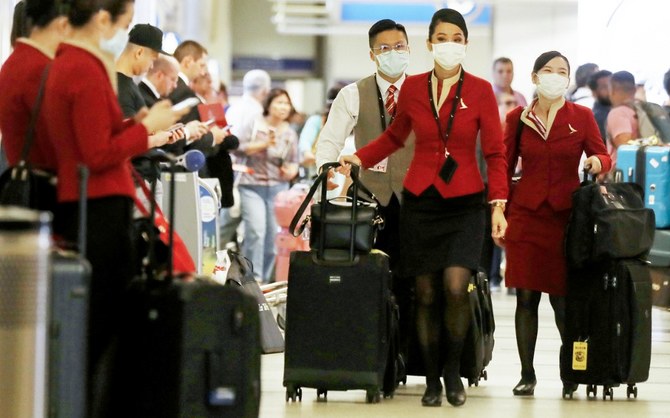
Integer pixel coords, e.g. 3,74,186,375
355,75,414,206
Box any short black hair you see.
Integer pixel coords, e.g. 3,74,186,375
493,57,513,69
429,8,468,41
663,69,670,97
574,63,599,88
368,19,408,49
610,71,636,94
587,70,612,91
68,0,134,28
532,50,571,75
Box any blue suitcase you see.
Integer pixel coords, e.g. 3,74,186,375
616,145,670,228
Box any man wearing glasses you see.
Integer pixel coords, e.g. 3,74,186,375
316,18,415,374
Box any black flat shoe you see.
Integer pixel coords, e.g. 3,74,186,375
421,384,443,407
513,378,537,396
445,380,466,406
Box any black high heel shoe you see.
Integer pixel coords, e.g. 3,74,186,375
421,383,443,407
512,377,537,396
443,372,466,406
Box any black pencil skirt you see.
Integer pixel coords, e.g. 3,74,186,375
398,187,486,278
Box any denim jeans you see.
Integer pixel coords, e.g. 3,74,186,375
239,183,288,282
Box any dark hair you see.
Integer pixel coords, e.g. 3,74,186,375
663,69,670,97
368,19,408,48
532,51,570,75
263,88,293,117
25,0,69,28
610,71,636,94
587,69,612,91
10,1,30,47
173,40,208,63
493,57,513,69
429,8,468,41
574,63,599,88
68,0,133,28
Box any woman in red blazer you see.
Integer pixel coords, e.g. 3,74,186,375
42,1,181,415
502,51,611,397
341,9,508,407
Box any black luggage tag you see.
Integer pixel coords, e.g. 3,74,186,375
439,154,458,184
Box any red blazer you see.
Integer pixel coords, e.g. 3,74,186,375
43,43,148,202
0,41,58,169
504,102,612,211
355,71,507,201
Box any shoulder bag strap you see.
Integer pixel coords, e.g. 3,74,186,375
18,64,52,165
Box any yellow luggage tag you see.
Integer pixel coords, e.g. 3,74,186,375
572,341,588,371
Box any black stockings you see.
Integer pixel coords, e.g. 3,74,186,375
415,267,471,388
514,289,566,381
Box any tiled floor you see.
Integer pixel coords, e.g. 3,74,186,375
259,291,670,418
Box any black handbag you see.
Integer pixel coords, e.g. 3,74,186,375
289,162,384,260
0,65,57,211
565,170,655,269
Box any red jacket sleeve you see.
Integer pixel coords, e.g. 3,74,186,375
478,84,508,201
583,108,612,173
355,84,413,168
70,78,148,173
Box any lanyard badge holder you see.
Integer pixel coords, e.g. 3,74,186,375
428,69,465,183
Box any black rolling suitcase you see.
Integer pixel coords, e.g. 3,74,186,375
116,155,262,418
404,271,495,386
48,165,91,418
459,271,495,387
560,259,652,400
284,163,396,403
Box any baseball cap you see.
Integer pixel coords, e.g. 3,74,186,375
128,23,170,55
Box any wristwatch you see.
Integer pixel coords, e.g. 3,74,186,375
490,201,506,211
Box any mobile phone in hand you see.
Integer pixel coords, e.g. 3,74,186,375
171,97,200,112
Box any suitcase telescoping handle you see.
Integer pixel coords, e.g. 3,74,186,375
288,162,380,260
77,165,88,258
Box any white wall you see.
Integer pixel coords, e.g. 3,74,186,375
491,1,579,102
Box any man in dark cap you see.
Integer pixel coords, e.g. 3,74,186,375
115,23,171,118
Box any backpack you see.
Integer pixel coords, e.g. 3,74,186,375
633,101,670,143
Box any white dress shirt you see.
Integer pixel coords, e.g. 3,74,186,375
141,77,160,99
315,73,406,170
226,94,264,157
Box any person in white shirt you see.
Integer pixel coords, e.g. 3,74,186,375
221,69,272,247
315,18,414,369
569,62,598,108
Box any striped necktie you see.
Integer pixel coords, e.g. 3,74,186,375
385,85,397,117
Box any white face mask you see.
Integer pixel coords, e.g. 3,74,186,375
535,73,569,100
431,42,466,70
376,50,410,79
100,28,128,58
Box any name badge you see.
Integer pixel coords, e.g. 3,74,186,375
370,157,389,173
572,341,588,371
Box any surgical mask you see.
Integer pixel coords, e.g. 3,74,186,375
99,28,128,58
431,42,466,70
376,50,410,79
535,73,569,100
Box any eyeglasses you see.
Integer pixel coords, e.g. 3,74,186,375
371,43,409,54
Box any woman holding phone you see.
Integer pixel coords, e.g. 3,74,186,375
339,8,508,407
42,1,183,414
236,88,299,283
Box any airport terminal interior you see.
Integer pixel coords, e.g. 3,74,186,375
1,0,670,417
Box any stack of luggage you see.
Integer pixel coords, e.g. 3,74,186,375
561,170,655,400
284,163,397,403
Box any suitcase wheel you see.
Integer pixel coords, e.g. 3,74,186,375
602,385,614,401
626,384,638,399
586,384,597,398
383,389,394,399
365,390,381,404
467,378,479,387
317,388,328,402
562,382,577,400
285,386,302,403
480,369,488,381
